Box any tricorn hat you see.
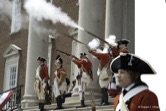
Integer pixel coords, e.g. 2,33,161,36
37,56,46,62
80,53,86,58
110,53,156,74
117,39,130,45
55,55,63,64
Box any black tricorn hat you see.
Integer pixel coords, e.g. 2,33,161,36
37,56,46,62
55,55,63,64
117,39,130,45
110,53,156,74
80,53,87,58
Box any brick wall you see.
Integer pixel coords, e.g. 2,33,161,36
0,0,78,98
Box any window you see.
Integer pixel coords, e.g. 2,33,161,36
3,44,21,109
9,65,17,89
11,0,21,34
6,64,18,108
3,44,21,90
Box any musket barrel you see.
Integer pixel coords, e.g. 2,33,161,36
83,29,111,47
63,34,87,46
56,49,79,60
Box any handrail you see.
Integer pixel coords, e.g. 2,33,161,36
0,84,23,95
0,84,24,110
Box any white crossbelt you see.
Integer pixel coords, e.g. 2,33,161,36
116,85,148,111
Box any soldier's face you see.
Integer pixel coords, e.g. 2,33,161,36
116,69,132,88
119,44,126,50
55,61,61,67
37,60,42,65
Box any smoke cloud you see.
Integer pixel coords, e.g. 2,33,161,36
0,0,12,20
31,22,58,38
24,0,79,29
105,35,117,47
88,38,100,50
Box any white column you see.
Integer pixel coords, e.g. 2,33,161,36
105,0,123,40
77,0,105,94
105,0,134,53
21,17,48,108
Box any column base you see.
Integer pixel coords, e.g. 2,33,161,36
21,94,38,109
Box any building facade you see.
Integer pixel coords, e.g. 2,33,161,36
0,0,134,108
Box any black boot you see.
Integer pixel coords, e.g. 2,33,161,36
99,88,105,105
54,96,63,110
62,93,66,103
76,99,86,108
81,99,86,107
76,92,86,108
102,88,109,105
38,103,41,109
40,103,44,111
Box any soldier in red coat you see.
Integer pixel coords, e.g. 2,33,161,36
110,53,160,111
53,55,67,110
72,53,93,108
34,57,49,111
109,39,130,97
89,47,112,105
111,39,130,58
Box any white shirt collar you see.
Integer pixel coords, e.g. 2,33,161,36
123,83,135,92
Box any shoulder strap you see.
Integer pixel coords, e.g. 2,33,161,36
123,85,148,102
116,85,148,111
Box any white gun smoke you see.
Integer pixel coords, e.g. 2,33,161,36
24,0,82,30
105,35,117,47
0,0,12,20
88,39,100,50
31,21,58,38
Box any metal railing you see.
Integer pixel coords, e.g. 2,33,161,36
0,85,23,111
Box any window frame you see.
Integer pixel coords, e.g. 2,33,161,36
3,44,21,91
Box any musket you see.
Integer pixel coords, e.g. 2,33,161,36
56,49,79,60
65,29,113,47
83,29,112,47
63,34,88,47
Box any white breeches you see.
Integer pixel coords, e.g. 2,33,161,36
81,72,91,84
99,76,111,88
34,80,45,101
52,79,67,98
78,72,91,100
78,81,86,100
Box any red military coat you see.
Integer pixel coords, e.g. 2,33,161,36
40,64,49,90
54,67,67,84
73,57,93,79
90,50,112,69
114,89,160,111
73,57,92,73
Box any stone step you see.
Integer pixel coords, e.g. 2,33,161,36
23,104,114,111
22,96,114,111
